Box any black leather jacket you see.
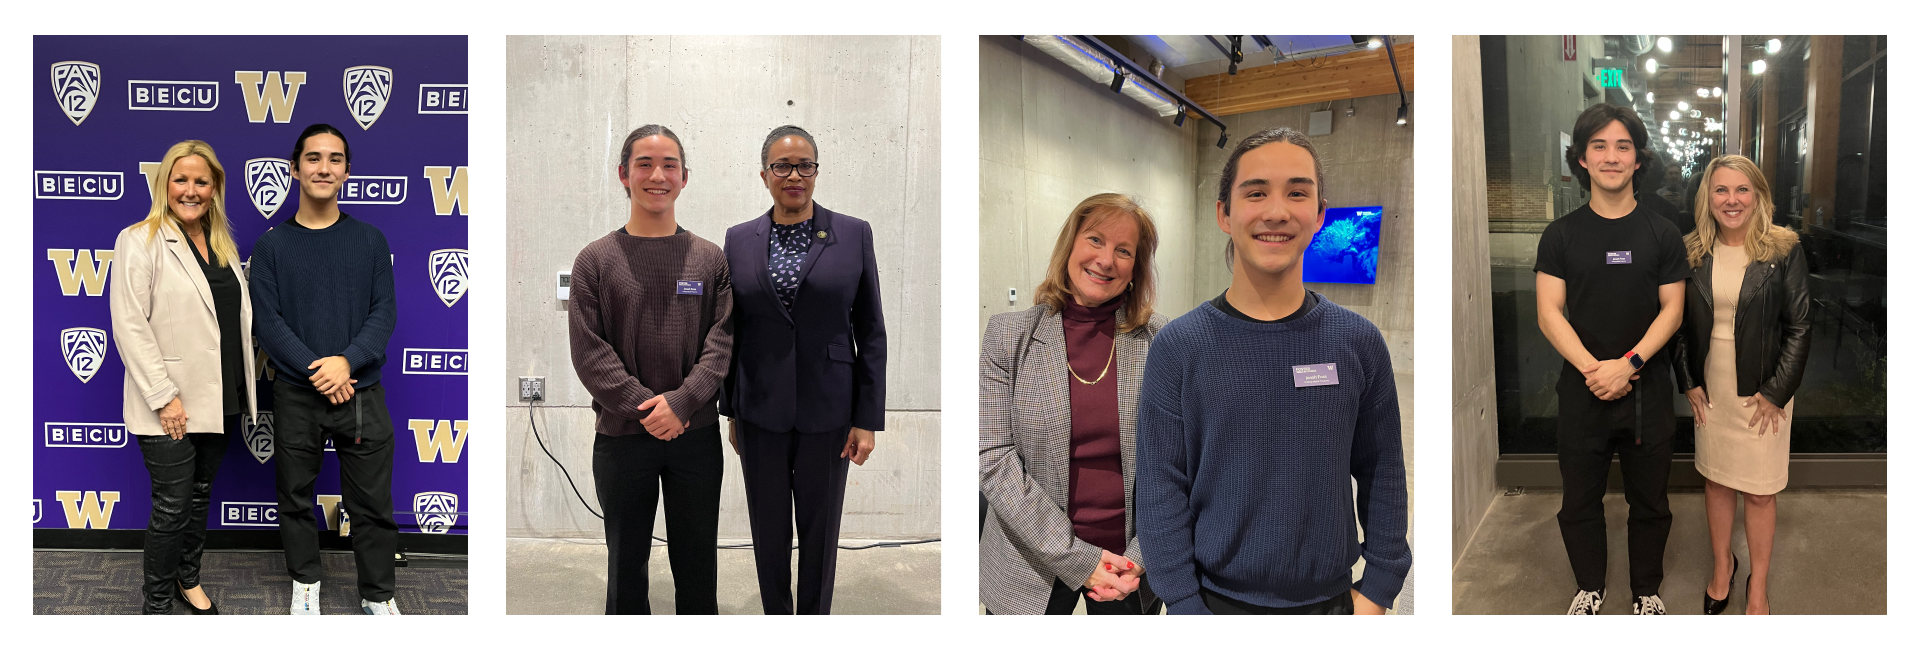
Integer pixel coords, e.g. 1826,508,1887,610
1670,240,1812,407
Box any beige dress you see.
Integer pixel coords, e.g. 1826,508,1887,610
1694,241,1791,494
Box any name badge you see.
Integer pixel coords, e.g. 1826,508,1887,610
1292,363,1339,388
1606,251,1633,265
675,280,703,295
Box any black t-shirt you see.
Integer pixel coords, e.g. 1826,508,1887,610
1211,289,1318,323
1534,203,1689,378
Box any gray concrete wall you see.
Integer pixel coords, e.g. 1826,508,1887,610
1190,92,1417,374
1451,36,1500,565
504,36,941,539
977,36,1200,334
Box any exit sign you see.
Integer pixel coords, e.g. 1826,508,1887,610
1596,68,1624,88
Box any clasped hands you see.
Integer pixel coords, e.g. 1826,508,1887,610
308,356,357,405
638,396,691,440
1084,550,1144,602
1580,357,1639,402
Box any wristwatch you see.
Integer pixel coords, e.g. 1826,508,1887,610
1625,351,1644,370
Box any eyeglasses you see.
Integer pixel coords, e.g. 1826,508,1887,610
767,162,819,178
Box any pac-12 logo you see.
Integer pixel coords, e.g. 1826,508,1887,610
60,327,108,383
50,61,101,126
244,412,275,464
47,249,114,296
429,249,469,307
412,492,459,534
245,158,292,219
409,419,468,463
55,491,120,529
342,65,393,130
45,422,128,448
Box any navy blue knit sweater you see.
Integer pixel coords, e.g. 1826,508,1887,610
1136,292,1410,614
248,214,397,389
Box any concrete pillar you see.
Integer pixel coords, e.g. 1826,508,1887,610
1451,36,1500,565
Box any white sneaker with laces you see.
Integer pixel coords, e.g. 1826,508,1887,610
1566,589,1604,615
362,598,402,615
291,580,322,615
1633,594,1666,615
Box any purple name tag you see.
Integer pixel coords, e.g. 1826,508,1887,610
1292,363,1339,388
1606,250,1633,265
675,280,703,295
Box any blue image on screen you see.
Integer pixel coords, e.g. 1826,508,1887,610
1304,206,1382,284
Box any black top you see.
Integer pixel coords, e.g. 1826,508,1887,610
1533,203,1690,379
189,225,246,416
1210,289,1318,323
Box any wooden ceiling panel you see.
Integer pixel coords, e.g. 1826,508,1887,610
1183,42,1414,117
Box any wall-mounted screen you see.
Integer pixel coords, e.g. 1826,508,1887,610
1304,205,1382,284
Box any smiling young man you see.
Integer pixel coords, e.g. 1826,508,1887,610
568,125,732,615
1135,127,1409,615
249,124,402,615
1535,103,1689,615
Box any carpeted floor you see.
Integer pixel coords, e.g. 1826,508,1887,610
33,550,468,615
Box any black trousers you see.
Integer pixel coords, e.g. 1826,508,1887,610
1201,586,1353,615
272,381,398,602
1045,577,1162,615
137,414,237,614
738,421,851,615
1556,420,1674,597
594,424,723,615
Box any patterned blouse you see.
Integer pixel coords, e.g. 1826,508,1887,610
767,217,815,310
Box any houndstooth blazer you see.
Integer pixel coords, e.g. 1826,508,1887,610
979,303,1166,615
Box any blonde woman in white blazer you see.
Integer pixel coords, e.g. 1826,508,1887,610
109,140,257,615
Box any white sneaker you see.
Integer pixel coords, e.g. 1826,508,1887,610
291,580,322,615
1566,588,1604,614
362,598,402,615
1633,594,1666,615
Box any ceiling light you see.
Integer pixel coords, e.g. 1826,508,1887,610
1396,103,1408,126
1671,110,1681,120
1109,69,1126,93
1678,101,1689,111
1218,131,1229,149
1645,58,1659,74
1712,86,1723,97
1173,107,1186,127
1691,110,1702,118
1696,87,1710,98
1661,126,1670,135
1767,38,1781,54
1657,37,1672,53
1368,36,1384,50
1646,92,1655,103
1752,59,1767,75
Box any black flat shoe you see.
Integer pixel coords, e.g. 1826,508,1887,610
176,584,219,615
1704,556,1738,615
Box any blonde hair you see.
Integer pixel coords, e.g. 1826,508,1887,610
1032,193,1159,332
138,140,240,267
1684,154,1797,268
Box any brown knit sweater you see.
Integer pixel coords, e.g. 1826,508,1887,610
568,227,732,436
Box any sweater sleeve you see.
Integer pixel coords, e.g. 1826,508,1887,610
247,230,323,376
1134,330,1210,615
1350,328,1411,608
567,245,652,420
662,252,734,427
339,227,397,377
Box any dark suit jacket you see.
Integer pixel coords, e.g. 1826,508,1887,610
720,203,887,434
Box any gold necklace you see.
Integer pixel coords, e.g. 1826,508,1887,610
1069,337,1116,385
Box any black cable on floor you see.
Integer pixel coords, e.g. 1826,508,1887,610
528,403,939,551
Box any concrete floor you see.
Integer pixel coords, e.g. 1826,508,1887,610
1453,489,1885,614
506,537,940,614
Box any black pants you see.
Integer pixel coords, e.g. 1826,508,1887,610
1556,421,1674,597
1201,586,1353,615
137,414,237,614
272,381,398,602
738,421,851,615
1045,577,1162,615
594,424,723,615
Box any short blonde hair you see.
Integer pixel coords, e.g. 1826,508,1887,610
1032,193,1158,332
137,140,240,267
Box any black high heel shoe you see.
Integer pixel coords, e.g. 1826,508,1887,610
176,583,219,615
1704,556,1738,615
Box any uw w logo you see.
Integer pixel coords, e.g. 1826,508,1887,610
47,249,114,296
409,419,468,463
55,491,120,529
423,166,468,216
233,71,307,123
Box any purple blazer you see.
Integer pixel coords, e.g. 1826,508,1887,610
720,203,887,434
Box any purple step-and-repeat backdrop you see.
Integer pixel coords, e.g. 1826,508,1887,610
33,36,468,539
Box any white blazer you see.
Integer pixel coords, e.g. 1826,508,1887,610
109,220,258,436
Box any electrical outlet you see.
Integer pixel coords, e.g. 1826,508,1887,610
1008,287,1017,303
519,376,545,402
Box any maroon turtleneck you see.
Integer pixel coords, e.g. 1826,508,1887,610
1062,293,1126,555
